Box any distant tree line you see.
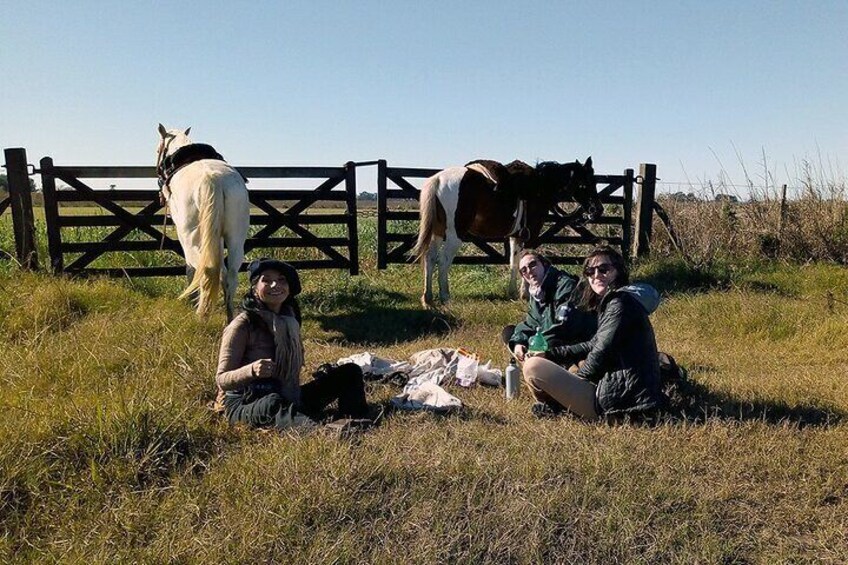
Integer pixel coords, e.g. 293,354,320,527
663,191,739,203
0,174,37,193
3,177,746,205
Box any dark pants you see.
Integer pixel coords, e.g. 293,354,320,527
223,363,369,429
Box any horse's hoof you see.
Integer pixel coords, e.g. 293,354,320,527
421,295,433,309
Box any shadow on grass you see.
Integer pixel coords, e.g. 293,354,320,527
452,405,510,425
387,405,509,426
308,286,458,344
637,258,803,299
663,377,846,428
457,290,519,302
735,279,799,297
637,259,733,295
302,285,409,313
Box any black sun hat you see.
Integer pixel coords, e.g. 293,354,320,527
247,258,302,297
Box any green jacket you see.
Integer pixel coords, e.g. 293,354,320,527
509,266,597,350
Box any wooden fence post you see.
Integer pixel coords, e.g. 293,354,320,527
377,159,388,269
39,156,64,274
633,163,657,259
4,148,39,270
622,168,634,260
344,161,359,275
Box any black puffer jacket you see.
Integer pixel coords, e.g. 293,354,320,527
547,284,666,415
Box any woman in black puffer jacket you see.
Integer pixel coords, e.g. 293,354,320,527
522,245,666,419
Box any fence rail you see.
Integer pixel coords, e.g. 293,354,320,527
2,147,657,274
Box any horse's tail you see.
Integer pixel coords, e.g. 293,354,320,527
179,172,224,317
411,173,440,262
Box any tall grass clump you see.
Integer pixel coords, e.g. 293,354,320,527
652,158,848,267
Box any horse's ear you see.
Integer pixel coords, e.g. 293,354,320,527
585,156,593,168
184,127,191,136
158,123,167,137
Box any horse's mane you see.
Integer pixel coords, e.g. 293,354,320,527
535,160,577,173
535,160,559,168
532,161,578,196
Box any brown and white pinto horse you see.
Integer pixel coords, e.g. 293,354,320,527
411,158,601,306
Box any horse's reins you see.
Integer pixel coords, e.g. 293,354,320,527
155,134,178,250
156,133,178,195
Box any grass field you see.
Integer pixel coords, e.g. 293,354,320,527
0,212,847,563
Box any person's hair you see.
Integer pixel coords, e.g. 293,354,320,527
576,245,629,311
517,248,551,271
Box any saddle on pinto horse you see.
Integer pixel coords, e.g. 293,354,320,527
465,159,537,239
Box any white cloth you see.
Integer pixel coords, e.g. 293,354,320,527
337,352,412,376
404,348,458,391
338,348,502,394
391,382,463,413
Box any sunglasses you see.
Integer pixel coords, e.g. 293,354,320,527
583,263,614,278
519,260,540,276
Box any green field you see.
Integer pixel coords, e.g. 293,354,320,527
0,212,847,562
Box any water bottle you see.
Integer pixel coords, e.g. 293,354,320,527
528,329,548,355
505,358,520,400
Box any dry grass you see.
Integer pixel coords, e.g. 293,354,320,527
0,257,846,563
653,159,848,267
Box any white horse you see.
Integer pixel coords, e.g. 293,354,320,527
156,124,250,320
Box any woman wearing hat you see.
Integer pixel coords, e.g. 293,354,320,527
215,258,370,429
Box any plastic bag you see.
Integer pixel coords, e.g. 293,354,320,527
476,361,503,387
454,348,480,387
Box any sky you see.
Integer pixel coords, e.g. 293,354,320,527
2,0,846,196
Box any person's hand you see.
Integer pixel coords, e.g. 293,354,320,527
513,344,527,362
251,358,276,378
526,350,547,360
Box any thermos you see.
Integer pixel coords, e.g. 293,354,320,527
505,358,520,399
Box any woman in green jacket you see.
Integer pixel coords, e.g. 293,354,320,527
507,250,597,362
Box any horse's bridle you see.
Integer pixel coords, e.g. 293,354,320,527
156,133,179,189
552,169,600,226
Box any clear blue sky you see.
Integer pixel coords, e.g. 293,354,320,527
2,1,846,195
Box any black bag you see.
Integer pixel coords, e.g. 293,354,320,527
658,352,685,385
